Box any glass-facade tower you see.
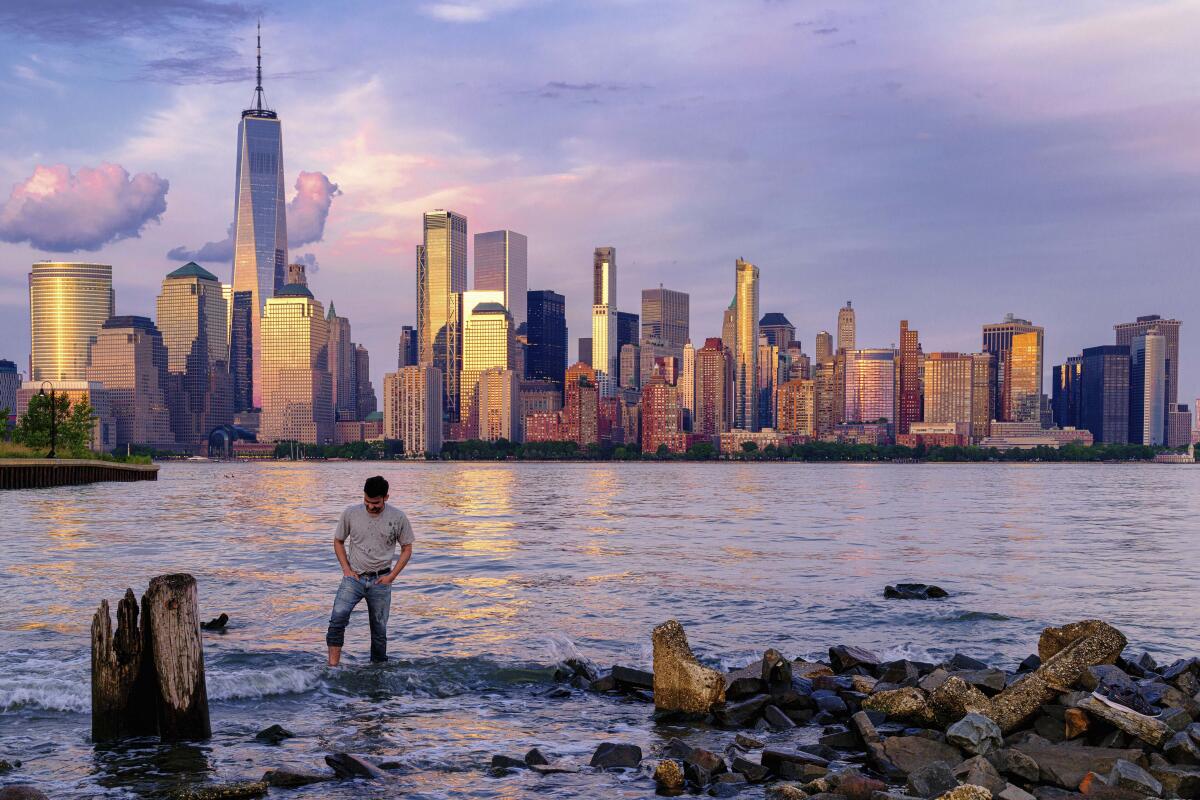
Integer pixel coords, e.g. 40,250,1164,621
419,210,468,422
28,262,115,382
526,290,567,389
734,258,760,430
474,230,528,330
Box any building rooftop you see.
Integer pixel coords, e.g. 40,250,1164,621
471,301,509,315
102,315,158,331
759,312,793,327
275,283,314,299
166,261,219,281
0,359,16,373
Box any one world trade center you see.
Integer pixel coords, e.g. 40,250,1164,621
230,23,287,410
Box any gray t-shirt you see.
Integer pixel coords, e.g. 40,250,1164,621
334,503,414,573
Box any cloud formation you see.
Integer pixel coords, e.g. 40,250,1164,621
0,163,168,252
168,171,340,262
420,0,541,23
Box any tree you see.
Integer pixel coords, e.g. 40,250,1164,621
14,393,96,456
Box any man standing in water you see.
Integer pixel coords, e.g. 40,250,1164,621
326,475,414,665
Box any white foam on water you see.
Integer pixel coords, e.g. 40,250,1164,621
541,633,584,664
877,642,936,663
207,665,323,701
0,655,89,713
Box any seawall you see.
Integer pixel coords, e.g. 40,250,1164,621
0,458,158,490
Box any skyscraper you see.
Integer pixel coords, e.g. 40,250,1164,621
721,300,737,357
759,313,795,351
327,304,356,419
641,287,689,350
923,353,974,431
982,314,1043,422
418,210,468,421
843,349,895,424
383,365,443,456
578,337,593,367
526,290,567,389
680,341,695,429
591,247,617,385
87,316,175,449
641,373,682,454
593,247,617,307
1052,356,1083,430
815,331,833,365
28,262,114,382
229,291,254,411
0,361,19,422
474,230,528,329
734,258,760,430
777,378,815,437
1130,332,1166,446
619,343,641,390
757,336,780,429
970,353,995,441
231,25,288,408
259,283,332,444
1114,315,1180,441
1079,345,1129,443
896,320,921,435
475,367,520,442
355,344,376,418
814,360,836,439
461,301,514,436
1009,330,1044,423
156,262,232,447
837,301,856,353
397,325,418,369
564,361,599,446
616,310,639,386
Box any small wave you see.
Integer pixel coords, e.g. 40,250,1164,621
541,633,585,664
947,611,1013,622
0,678,88,713
207,665,323,701
877,642,937,663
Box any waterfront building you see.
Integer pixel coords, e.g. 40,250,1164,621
86,316,174,449
680,342,695,430
641,287,689,350
563,361,599,447
355,344,376,418
231,27,288,408
519,379,561,437
461,301,514,436
896,321,921,436
524,411,565,442
333,413,384,445
619,343,641,390
526,290,567,389
418,210,468,422
694,338,728,437
757,336,780,429
759,313,795,351
474,230,528,329
1052,356,1083,430
327,304,356,419
831,422,890,446
397,325,417,369
896,421,969,449
1167,405,1192,448
475,367,520,442
1130,331,1167,446
980,422,1093,450
0,361,19,423
383,365,443,456
815,331,833,365
777,378,815,437
718,428,798,454
1114,315,1180,425
837,301,856,353
28,262,114,382
843,348,895,425
970,353,995,441
982,314,1044,423
259,284,333,444
642,373,684,454
814,360,837,439
734,258,760,431
156,262,232,447
16,380,116,451
1072,346,1128,443
923,352,974,432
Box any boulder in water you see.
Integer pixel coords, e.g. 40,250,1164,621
325,753,387,779
885,584,949,600
524,747,549,766
651,620,726,714
254,724,294,744
610,664,654,691
0,788,49,800
261,769,331,788
880,736,963,777
589,742,642,770
200,613,229,631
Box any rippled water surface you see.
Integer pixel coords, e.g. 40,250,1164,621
1,462,1198,798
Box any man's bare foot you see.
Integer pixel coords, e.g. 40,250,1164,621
327,646,342,666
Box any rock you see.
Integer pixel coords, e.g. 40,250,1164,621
173,783,268,800
732,756,771,782
840,772,887,800
767,784,809,800
762,747,831,778
990,621,1127,734
831,646,882,675
947,713,1004,756
0,761,18,774
1108,760,1161,797
1147,764,1200,799
611,664,654,690
261,769,331,788
685,745,727,777
524,747,549,766
590,742,642,770
200,613,229,631
851,710,883,744
821,729,861,749
711,773,749,796
1063,708,1090,739
736,733,765,750
491,754,527,771
0,789,49,800
931,677,993,726
955,755,1007,795
881,661,923,687
1159,684,1200,719
325,753,388,780
880,736,963,777
950,655,991,671
1165,731,1200,765
254,724,294,744
714,693,771,728
1162,659,1200,681
1032,789,1084,800
1006,735,1145,790
952,670,1008,696
1075,693,1171,747
992,748,1041,783
936,786,993,800
589,674,617,692
655,759,686,792
862,687,936,725
815,693,849,716
998,785,1037,800
529,762,581,775
885,584,950,600
907,761,958,798
651,620,726,714
1018,655,1042,674
795,659,836,678
764,649,794,693
1078,665,1137,695
1160,707,1192,732
766,704,797,729
726,663,769,701
922,669,953,693
663,738,693,759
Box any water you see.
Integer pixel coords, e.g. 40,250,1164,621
1,462,1197,798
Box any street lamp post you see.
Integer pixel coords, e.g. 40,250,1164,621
38,381,57,459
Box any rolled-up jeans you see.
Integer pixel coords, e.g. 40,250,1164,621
325,574,392,662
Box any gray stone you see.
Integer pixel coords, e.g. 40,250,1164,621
173,781,270,799
529,762,581,775
1161,707,1192,733
761,747,830,778
524,748,549,766
1146,764,1200,799
766,704,797,729
491,754,528,770
831,645,882,674
261,769,331,788
1032,789,1084,800
714,694,771,728
1108,760,1161,797
590,742,642,769
0,789,49,800
254,724,294,744
922,669,953,693
1006,734,1145,790
951,670,1009,696
732,756,770,783
736,733,764,750
906,761,958,798
880,736,963,777
955,756,1007,795
997,785,1037,800
611,665,654,690
992,748,1041,783
821,728,862,749
325,753,387,779
851,710,883,745
885,584,950,600
1166,731,1200,765
947,713,1004,756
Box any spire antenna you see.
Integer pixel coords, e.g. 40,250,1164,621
255,18,264,112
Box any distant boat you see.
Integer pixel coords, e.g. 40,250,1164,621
186,456,212,462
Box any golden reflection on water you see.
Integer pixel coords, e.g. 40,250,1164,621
429,466,519,556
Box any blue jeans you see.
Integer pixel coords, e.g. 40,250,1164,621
325,575,392,662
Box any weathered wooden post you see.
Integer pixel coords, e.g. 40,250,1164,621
144,574,211,740
90,589,156,741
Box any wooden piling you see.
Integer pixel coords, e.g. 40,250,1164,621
90,589,157,741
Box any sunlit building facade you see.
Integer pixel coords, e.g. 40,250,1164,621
982,314,1043,423
642,373,684,454
1115,315,1180,443
1130,331,1166,446
843,348,895,425
734,258,759,431
461,301,514,437
694,338,728,438
837,301,856,353
474,229,528,329
620,343,641,390
419,210,468,422
923,352,973,431
970,353,994,441
28,262,115,382
591,247,618,386
259,284,333,444
475,367,520,442
383,365,443,456
679,341,695,429
327,304,356,418
777,378,815,437
1008,330,1043,423
86,316,174,449
641,287,689,350
16,380,116,452
815,330,833,365
757,337,780,429
564,361,599,447
814,360,837,439
896,320,921,435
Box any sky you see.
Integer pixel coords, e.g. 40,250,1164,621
1,0,1198,405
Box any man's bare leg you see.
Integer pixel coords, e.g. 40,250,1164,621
327,645,342,667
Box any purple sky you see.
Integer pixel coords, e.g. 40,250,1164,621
0,1,1197,405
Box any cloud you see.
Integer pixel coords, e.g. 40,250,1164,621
294,252,320,273
420,0,542,23
0,163,168,252
168,171,340,262
0,0,251,42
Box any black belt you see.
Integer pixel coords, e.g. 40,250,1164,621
359,567,391,579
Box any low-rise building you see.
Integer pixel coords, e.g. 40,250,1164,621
979,422,1094,450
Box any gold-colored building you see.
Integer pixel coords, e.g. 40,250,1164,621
383,365,443,456
1009,330,1043,423
259,284,333,444
461,300,514,438
28,262,114,382
476,367,520,442
86,316,174,449
837,301,855,353
418,211,467,422
734,258,759,430
923,353,973,428
814,361,837,439
777,378,816,437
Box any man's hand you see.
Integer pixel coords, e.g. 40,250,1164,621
342,567,359,579
378,572,398,585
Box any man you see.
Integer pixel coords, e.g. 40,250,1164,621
326,475,414,665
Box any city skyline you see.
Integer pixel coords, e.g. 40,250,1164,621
0,4,1199,403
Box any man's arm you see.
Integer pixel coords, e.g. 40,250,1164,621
381,544,413,584
334,538,357,578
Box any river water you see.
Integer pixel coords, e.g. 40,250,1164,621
1,462,1197,798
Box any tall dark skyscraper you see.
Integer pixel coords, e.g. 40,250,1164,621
398,325,417,368
616,310,639,386
1114,315,1180,442
527,290,567,389
229,290,254,412
1079,345,1129,443
896,320,921,435
231,23,287,409
1052,356,1083,429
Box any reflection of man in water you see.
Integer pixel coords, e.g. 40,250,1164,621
325,475,414,666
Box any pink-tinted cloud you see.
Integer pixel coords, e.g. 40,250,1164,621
168,171,340,262
0,163,168,252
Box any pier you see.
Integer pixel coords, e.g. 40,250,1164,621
0,458,158,490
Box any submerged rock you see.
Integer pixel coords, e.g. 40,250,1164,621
200,613,229,631
491,754,528,771
610,665,654,690
172,783,268,800
590,742,642,770
885,583,950,600
325,753,387,780
0,789,49,800
261,769,331,788
651,620,726,715
254,724,294,744
524,748,549,766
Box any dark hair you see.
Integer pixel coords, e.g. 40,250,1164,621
363,475,389,498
